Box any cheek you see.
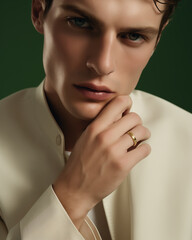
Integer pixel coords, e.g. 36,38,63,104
51,30,89,70
126,46,153,74
117,45,154,92
43,24,89,74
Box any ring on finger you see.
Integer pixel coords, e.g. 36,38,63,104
127,131,137,147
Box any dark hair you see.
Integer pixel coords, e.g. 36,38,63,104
44,0,180,38
155,0,181,40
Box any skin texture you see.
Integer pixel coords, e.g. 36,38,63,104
32,0,165,232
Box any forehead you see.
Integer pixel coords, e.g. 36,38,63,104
53,0,163,28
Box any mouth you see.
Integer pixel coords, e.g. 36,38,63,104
73,83,115,101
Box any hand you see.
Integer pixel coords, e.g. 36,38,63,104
53,95,151,229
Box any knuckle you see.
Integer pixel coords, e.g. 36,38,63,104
140,143,151,157
87,122,98,136
139,126,151,139
116,95,132,107
116,95,127,105
129,96,133,107
140,126,147,135
107,145,118,160
104,146,123,169
128,112,142,124
95,131,108,146
145,128,151,138
111,158,125,171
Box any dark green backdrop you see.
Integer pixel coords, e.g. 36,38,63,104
0,0,192,112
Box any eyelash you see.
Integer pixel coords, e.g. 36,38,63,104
119,32,147,42
65,16,148,44
65,16,93,30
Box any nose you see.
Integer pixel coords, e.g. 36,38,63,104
86,32,115,76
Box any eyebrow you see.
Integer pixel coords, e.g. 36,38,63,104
122,27,159,36
60,4,102,25
60,4,159,36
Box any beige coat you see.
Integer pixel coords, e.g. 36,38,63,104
0,82,192,240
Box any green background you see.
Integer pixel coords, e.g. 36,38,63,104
0,0,192,112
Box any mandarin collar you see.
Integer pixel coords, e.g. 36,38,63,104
34,81,66,158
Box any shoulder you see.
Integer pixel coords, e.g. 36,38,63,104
0,87,38,145
0,87,38,130
130,89,192,126
131,90,192,157
0,87,36,112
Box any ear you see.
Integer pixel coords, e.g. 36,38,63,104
31,0,46,34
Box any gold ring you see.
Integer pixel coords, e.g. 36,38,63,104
127,131,137,147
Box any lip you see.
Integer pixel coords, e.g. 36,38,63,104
73,83,115,101
75,83,114,93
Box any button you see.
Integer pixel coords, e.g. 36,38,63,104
56,135,62,146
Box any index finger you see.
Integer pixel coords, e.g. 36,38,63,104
91,95,132,133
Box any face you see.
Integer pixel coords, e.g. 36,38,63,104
33,0,163,121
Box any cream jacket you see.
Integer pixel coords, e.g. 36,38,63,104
0,82,192,240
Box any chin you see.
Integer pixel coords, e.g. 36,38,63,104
69,101,106,121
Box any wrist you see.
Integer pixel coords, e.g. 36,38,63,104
52,180,93,230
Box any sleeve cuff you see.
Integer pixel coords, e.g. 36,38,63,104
20,186,84,240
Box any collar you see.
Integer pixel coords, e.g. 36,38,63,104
34,81,66,158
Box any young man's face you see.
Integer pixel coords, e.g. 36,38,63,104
37,0,163,121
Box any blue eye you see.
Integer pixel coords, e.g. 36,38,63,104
128,33,142,41
120,32,143,42
66,17,92,29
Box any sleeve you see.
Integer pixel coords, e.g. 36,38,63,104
2,186,101,240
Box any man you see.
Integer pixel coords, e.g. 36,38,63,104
0,0,191,239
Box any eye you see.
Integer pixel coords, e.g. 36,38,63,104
118,32,149,47
128,33,142,41
120,32,144,42
65,17,93,30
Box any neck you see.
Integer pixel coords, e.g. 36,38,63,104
45,90,91,151
59,109,90,151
